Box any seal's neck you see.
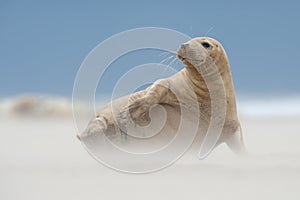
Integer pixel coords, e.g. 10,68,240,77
183,60,238,120
183,65,209,93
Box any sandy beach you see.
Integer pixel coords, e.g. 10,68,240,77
1,97,300,200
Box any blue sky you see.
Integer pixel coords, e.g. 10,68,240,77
0,0,299,97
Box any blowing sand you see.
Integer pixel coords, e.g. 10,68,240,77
0,97,300,200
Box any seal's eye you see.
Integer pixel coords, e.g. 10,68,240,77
201,42,211,48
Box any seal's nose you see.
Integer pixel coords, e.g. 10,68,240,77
180,43,189,50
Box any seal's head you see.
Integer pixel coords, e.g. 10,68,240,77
177,37,229,75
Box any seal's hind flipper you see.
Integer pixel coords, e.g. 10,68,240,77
226,126,247,155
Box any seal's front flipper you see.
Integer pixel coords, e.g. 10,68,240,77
120,79,170,125
122,97,151,122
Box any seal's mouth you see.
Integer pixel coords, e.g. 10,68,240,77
177,54,189,64
177,54,192,66
177,54,185,61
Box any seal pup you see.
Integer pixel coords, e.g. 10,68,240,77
77,37,246,156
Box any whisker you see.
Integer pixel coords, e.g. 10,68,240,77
160,55,174,65
161,55,177,75
173,59,183,71
190,25,195,38
205,26,215,37
159,51,170,58
167,56,178,69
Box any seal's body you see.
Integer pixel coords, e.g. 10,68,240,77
78,37,246,156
